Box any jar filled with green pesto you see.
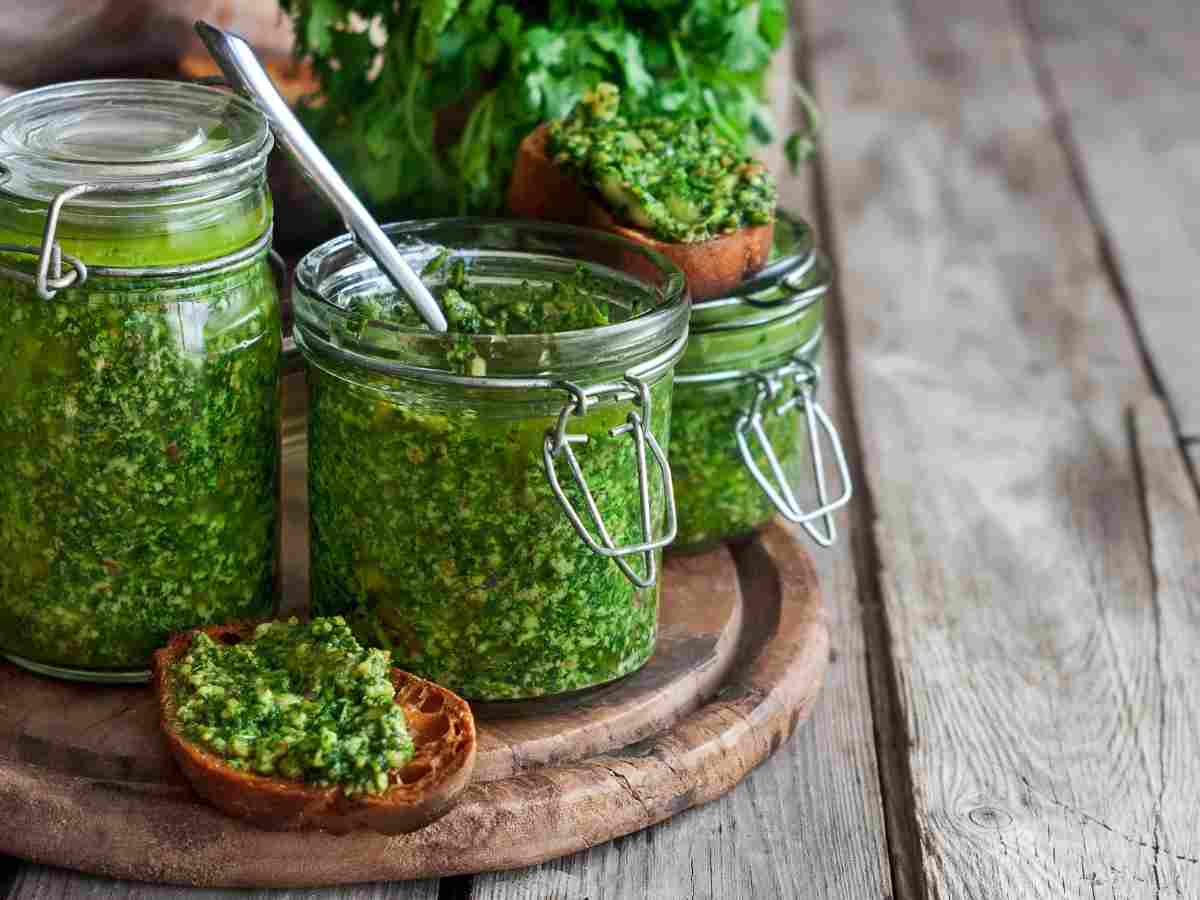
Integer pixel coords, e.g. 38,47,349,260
670,213,852,552
0,81,281,681
294,219,688,701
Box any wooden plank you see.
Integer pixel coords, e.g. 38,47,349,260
1020,0,1200,439
470,34,895,900
1131,395,1200,900
799,0,1200,895
4,865,439,900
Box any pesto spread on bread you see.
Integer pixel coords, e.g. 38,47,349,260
547,84,776,243
170,617,414,796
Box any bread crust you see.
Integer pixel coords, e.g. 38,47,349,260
506,122,774,300
153,622,476,835
506,123,593,226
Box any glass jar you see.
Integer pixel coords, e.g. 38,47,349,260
0,81,281,681
670,213,852,552
294,219,688,701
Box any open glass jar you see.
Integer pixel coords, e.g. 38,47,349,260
670,213,852,552
294,220,688,701
0,81,281,681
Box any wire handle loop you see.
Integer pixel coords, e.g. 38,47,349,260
0,182,94,299
734,355,852,546
543,374,677,588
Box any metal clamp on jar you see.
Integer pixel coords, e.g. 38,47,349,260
669,212,852,552
0,80,282,681
292,219,688,702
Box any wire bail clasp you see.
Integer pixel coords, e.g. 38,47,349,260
0,181,93,299
543,374,678,588
735,355,852,547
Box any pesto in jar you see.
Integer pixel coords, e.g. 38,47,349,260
547,84,777,244
170,616,413,795
0,79,280,678
670,237,827,550
306,255,671,700
671,380,802,550
0,232,280,672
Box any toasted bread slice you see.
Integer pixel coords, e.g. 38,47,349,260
153,622,476,835
506,123,774,300
506,123,594,226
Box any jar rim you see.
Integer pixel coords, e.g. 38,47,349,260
0,80,272,207
689,209,827,334
294,218,690,381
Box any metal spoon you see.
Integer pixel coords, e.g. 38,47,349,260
195,21,448,333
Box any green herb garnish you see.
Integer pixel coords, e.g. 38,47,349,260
279,0,811,217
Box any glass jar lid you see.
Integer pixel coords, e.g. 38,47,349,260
0,80,271,207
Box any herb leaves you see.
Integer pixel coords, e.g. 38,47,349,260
279,0,807,217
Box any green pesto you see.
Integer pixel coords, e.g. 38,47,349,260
171,616,413,796
670,278,824,550
547,84,777,244
340,251,615,372
0,216,280,672
670,379,801,551
308,260,669,700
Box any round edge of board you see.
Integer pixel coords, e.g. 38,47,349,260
0,522,827,886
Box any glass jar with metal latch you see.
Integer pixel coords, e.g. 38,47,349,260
0,81,282,681
669,212,851,552
293,219,687,702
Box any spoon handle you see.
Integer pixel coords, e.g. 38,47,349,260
195,21,448,333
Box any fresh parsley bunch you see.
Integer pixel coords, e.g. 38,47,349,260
280,0,813,217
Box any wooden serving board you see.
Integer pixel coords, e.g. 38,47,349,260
0,373,829,887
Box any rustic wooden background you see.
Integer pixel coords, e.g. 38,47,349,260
4,0,1200,897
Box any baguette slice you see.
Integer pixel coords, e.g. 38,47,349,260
506,123,774,300
153,622,477,835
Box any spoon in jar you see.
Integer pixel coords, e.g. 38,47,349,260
194,21,448,333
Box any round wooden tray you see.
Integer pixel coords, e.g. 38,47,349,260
0,373,829,887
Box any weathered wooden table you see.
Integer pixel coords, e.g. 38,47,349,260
5,0,1200,896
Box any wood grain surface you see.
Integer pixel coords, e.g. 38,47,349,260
800,0,1200,896
1130,396,1200,900
1020,0,1200,440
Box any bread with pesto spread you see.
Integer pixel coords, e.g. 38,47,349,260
153,621,476,835
506,87,775,301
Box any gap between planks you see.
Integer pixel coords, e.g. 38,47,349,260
1012,0,1200,479
791,2,927,898
1013,0,1200,444
801,0,1200,895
